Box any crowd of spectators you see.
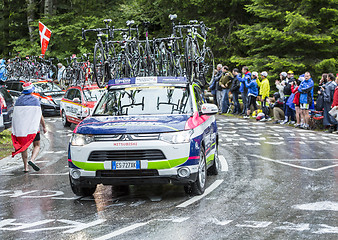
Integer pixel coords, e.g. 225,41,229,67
208,65,338,133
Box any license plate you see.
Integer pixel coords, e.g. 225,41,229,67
112,161,140,170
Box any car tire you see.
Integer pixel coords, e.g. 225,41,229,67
190,146,207,195
69,174,96,197
208,144,220,175
62,110,71,127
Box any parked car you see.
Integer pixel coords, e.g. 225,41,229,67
60,84,105,127
4,79,65,116
68,76,220,197
0,106,4,133
0,86,14,129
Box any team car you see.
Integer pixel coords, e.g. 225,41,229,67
68,76,220,196
4,79,64,115
0,86,14,129
60,84,105,127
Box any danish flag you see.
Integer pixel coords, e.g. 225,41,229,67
39,21,52,55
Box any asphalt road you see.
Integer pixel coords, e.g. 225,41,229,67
0,116,337,240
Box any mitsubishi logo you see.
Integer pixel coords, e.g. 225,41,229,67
119,134,133,141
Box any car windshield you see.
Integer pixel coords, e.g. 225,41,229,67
83,89,105,102
93,86,192,116
34,82,62,93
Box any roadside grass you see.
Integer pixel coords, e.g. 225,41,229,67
0,130,13,160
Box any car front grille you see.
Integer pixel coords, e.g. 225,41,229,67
94,134,160,141
96,169,159,177
88,150,166,161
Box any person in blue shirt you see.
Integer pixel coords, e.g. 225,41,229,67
236,66,251,115
0,59,7,81
243,71,259,118
298,72,314,129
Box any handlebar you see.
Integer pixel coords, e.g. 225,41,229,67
82,27,110,40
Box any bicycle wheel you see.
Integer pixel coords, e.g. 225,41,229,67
137,44,146,77
202,47,215,85
93,43,107,88
185,38,194,81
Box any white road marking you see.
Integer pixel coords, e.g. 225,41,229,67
250,155,338,172
292,201,338,211
219,155,228,172
172,217,190,223
275,223,310,232
236,221,272,228
51,197,81,200
313,224,338,234
176,180,223,208
212,219,233,226
278,159,338,162
94,222,150,240
30,172,68,176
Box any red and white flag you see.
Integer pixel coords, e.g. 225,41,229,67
39,21,52,56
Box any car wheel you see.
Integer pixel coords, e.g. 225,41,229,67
69,174,96,197
208,144,220,175
191,146,207,195
62,110,71,127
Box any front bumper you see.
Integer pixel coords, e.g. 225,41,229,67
69,168,198,186
41,103,60,116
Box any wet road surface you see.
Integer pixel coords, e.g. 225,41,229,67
0,116,337,239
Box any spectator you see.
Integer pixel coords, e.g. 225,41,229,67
298,72,314,129
237,66,251,115
280,70,295,124
292,77,302,128
230,68,241,114
214,64,223,110
316,73,327,111
275,72,287,99
244,71,259,118
319,73,328,87
330,75,338,127
320,73,337,133
257,71,270,116
270,92,284,123
219,66,234,113
0,59,7,81
57,63,65,86
208,69,219,105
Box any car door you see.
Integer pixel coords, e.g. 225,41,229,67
64,89,77,122
194,85,213,162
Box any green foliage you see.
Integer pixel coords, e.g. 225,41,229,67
0,0,337,81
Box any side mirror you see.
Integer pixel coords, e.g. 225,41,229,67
201,103,218,115
73,98,81,103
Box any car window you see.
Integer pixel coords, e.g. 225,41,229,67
0,88,13,104
94,86,192,116
83,89,105,102
34,82,62,93
5,82,23,92
74,89,82,102
65,89,76,100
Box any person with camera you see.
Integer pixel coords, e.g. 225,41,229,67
291,77,302,127
319,73,338,133
219,66,234,113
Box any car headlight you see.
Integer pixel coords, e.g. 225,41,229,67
71,133,94,146
159,130,193,144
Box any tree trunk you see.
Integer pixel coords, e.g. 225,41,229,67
26,0,35,43
3,0,10,56
44,0,53,16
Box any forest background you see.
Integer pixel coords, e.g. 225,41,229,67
0,0,337,86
